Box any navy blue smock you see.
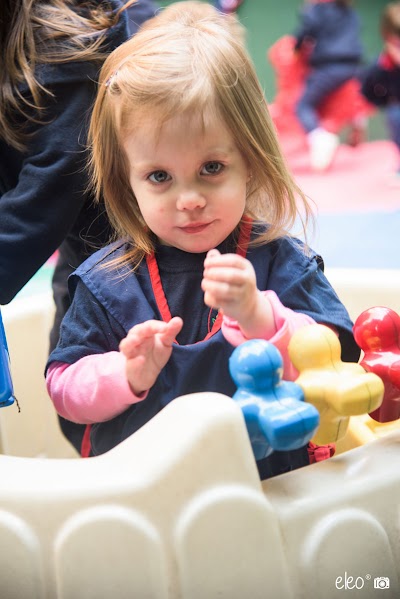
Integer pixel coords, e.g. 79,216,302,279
48,225,359,478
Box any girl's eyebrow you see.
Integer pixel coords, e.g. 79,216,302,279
201,145,236,155
132,161,165,172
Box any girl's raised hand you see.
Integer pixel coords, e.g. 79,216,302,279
202,249,257,321
202,249,275,339
119,317,183,395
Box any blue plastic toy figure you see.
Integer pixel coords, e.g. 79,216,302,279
229,339,320,460
0,309,14,407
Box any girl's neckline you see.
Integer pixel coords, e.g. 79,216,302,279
153,230,240,271
146,218,252,342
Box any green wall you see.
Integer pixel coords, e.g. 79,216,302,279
159,0,389,139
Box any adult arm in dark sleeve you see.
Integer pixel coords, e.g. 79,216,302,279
0,66,98,304
0,3,129,305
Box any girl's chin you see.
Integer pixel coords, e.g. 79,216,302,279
157,223,233,253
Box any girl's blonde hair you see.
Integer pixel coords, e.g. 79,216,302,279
89,1,313,269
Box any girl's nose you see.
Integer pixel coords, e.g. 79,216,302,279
176,190,206,211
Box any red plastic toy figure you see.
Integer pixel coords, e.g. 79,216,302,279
353,306,400,423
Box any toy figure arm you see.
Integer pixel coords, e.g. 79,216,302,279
389,359,400,389
46,352,148,424
222,290,315,380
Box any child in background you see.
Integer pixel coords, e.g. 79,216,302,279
294,0,363,170
46,1,359,479
361,2,400,180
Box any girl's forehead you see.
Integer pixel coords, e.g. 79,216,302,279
121,108,241,161
123,105,228,138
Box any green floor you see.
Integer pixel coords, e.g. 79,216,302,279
160,0,388,140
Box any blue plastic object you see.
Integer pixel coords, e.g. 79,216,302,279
229,339,319,460
0,309,14,408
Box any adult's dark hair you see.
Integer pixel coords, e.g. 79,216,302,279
0,0,135,150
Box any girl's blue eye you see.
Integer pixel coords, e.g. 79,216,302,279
202,161,223,175
148,170,171,183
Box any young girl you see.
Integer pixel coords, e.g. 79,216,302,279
293,0,364,170
46,1,359,479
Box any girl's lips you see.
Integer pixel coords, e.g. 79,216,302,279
179,222,212,234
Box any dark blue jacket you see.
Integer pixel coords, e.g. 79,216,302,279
48,229,359,478
0,0,158,308
294,1,363,67
0,1,127,305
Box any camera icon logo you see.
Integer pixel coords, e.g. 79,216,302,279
374,577,390,589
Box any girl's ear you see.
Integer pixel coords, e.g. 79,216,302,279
246,171,253,183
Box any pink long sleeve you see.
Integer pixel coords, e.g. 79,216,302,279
46,351,147,424
221,290,316,380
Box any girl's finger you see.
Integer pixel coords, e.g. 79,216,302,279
161,316,183,345
203,267,248,286
204,252,246,269
126,319,169,339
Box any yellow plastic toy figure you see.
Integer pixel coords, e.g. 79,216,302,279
288,324,384,444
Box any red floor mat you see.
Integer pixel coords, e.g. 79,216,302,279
280,138,400,215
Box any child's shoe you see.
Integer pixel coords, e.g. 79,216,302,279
307,127,339,171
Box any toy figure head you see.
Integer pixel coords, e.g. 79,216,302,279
229,339,283,391
288,324,341,371
353,307,400,352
